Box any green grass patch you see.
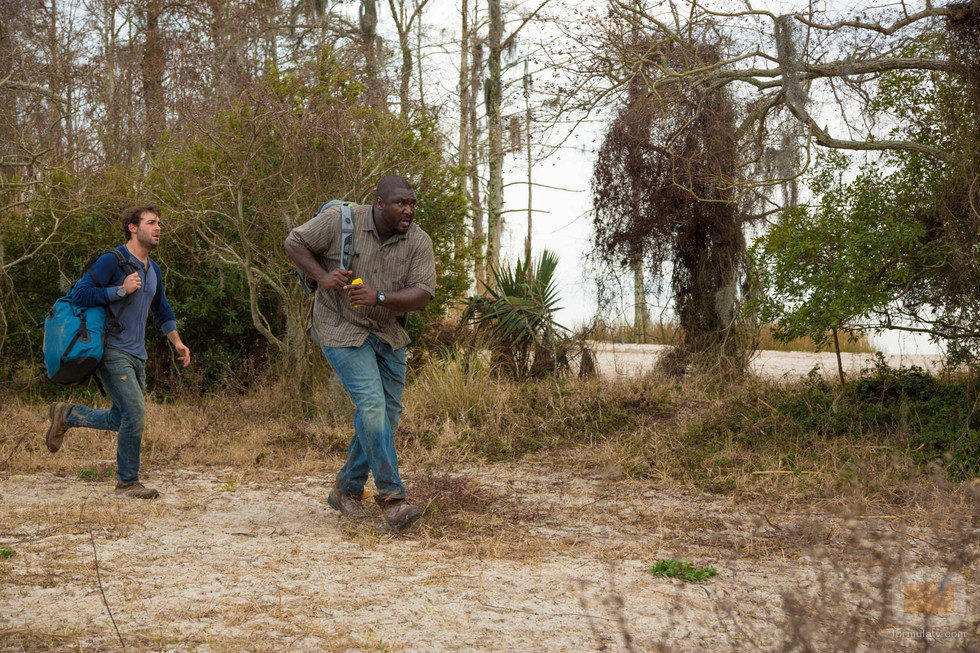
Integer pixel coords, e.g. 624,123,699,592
0,548,15,559
650,558,717,582
77,467,114,481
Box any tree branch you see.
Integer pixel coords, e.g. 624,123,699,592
0,80,68,105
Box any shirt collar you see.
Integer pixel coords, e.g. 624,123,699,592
119,245,151,269
359,206,409,243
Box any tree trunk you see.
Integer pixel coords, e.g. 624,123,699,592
523,63,533,267
632,260,648,343
415,12,424,110
101,0,121,163
457,0,471,269
397,27,411,117
458,0,470,177
359,0,383,109
142,0,165,152
833,327,846,389
469,38,486,287
47,0,65,159
285,294,313,387
485,0,504,273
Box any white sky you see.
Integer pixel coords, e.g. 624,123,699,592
398,0,943,354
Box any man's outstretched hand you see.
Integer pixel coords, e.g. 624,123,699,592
174,341,191,367
167,331,191,367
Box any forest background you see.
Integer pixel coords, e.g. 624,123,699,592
1,4,978,647
1,0,978,396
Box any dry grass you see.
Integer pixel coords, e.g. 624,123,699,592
584,319,875,353
1,362,972,523
0,375,357,480
328,471,553,561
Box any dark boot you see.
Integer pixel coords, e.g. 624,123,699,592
45,402,72,453
328,486,369,519
375,497,422,531
114,482,160,499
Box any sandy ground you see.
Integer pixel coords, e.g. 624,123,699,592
589,342,947,380
1,464,975,651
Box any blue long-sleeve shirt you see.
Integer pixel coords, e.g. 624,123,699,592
71,245,177,360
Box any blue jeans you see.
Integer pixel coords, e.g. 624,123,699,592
64,348,146,485
321,334,407,499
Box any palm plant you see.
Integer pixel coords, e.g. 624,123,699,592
463,250,568,377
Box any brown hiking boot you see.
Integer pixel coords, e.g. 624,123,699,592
45,402,72,453
375,497,422,531
327,486,369,519
114,482,160,499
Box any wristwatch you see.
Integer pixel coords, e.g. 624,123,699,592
377,291,386,305
116,286,127,298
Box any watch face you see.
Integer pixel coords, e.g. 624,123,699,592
378,292,385,304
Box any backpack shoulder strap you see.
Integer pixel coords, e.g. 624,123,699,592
85,248,138,287
79,252,106,286
332,202,358,328
109,248,140,276
102,249,139,332
338,202,356,272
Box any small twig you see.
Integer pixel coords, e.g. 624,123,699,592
7,521,95,545
751,470,816,475
756,397,777,412
761,514,783,531
0,433,31,469
90,531,125,650
886,522,938,547
168,411,223,461
478,600,616,622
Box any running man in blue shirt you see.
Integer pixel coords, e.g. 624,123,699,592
44,205,191,499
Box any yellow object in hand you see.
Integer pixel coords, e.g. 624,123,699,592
351,278,363,307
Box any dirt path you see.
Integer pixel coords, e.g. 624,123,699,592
1,465,974,650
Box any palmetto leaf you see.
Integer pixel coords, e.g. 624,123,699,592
463,250,568,376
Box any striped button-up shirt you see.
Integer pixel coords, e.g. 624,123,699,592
285,203,436,350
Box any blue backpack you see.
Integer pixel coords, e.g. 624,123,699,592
43,249,138,387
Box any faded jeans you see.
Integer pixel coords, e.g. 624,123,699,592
321,334,406,499
64,348,146,485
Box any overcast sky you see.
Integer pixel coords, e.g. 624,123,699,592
402,0,943,355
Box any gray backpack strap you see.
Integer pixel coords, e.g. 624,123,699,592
334,202,357,326
339,203,355,271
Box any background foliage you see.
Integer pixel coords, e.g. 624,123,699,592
1,54,471,392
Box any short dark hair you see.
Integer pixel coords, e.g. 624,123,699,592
375,175,413,202
121,205,161,241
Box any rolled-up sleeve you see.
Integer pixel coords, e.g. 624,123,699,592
285,207,337,255
405,233,436,298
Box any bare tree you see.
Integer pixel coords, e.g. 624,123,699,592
483,0,553,274
140,0,165,152
387,0,431,117
592,30,747,371
562,1,974,179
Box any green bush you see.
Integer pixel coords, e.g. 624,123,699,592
692,361,979,481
